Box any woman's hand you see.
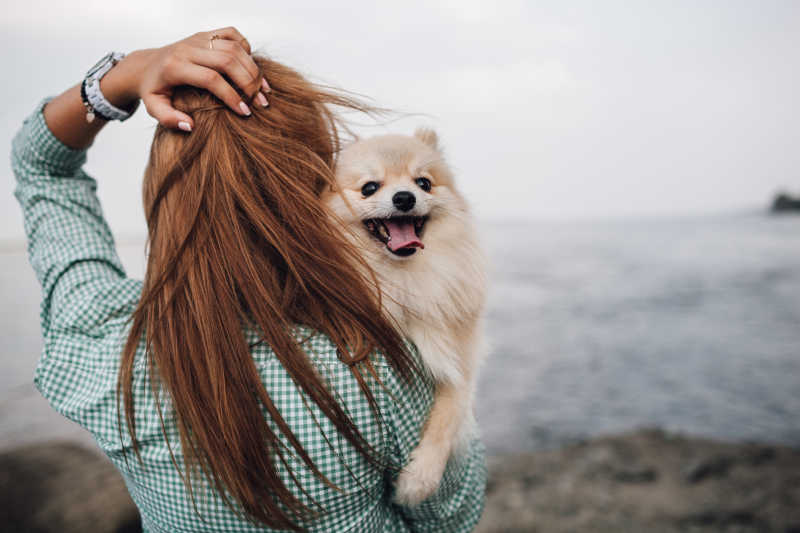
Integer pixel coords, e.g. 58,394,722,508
42,27,269,148
113,27,270,131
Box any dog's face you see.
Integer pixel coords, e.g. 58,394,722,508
325,128,464,260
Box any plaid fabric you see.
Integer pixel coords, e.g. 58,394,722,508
11,97,487,532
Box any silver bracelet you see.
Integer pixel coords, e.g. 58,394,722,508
81,51,139,122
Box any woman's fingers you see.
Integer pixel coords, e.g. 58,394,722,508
177,63,254,116
188,42,267,106
201,27,252,55
207,38,260,82
142,93,195,131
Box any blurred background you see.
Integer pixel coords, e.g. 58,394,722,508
1,1,799,531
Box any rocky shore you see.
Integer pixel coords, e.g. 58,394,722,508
477,428,800,533
2,429,798,532
0,442,140,533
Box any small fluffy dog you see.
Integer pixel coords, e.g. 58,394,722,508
323,129,487,505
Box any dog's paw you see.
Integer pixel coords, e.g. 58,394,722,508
394,446,448,507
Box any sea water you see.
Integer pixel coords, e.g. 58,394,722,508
1,213,799,454
478,213,800,453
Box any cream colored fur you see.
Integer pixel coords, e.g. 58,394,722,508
323,129,488,506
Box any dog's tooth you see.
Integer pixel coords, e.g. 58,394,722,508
379,223,390,241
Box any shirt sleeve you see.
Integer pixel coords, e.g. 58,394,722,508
11,97,133,335
11,97,142,443
380,362,488,532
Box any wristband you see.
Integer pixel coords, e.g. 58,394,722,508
81,51,140,123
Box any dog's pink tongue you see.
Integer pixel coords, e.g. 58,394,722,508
385,220,424,251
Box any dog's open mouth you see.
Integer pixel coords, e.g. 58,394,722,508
363,216,427,257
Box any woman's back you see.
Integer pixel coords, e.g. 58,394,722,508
37,290,481,531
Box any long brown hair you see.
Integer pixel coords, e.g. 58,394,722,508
118,56,417,530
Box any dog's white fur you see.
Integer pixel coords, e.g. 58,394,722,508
323,129,487,505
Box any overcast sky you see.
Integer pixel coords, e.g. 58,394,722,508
1,1,799,242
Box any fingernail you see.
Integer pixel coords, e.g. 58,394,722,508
261,78,271,93
238,101,252,116
256,91,269,107
178,121,192,132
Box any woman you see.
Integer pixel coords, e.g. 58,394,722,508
11,28,486,532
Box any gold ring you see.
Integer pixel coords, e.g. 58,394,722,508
209,34,221,50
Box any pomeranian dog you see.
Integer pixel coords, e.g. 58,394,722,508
323,128,487,505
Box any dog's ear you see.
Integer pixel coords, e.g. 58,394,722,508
414,128,439,150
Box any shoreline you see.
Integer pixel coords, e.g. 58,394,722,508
1,428,798,532
477,428,800,532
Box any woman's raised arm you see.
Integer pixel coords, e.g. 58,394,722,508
44,26,270,149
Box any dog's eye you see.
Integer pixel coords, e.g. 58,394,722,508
361,181,380,197
415,177,432,192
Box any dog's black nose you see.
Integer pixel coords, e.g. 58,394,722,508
392,191,416,212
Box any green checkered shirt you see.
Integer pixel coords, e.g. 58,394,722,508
11,97,487,532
